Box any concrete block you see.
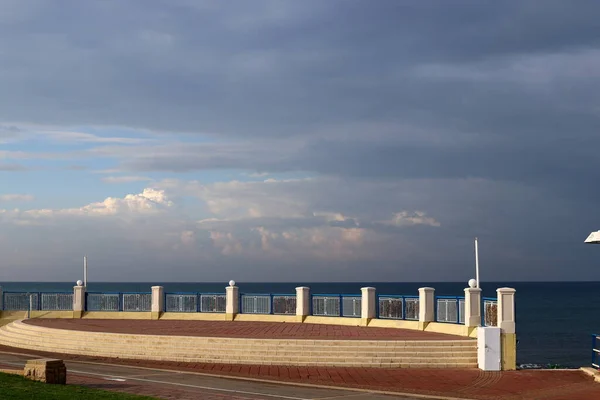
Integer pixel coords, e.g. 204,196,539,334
23,359,67,384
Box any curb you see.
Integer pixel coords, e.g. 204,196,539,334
580,367,600,383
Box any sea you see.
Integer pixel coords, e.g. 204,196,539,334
1,281,598,369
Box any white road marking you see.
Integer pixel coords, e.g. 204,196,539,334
69,368,312,400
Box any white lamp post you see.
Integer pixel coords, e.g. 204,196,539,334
584,231,600,244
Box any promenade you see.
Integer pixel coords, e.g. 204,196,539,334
23,318,470,340
0,319,599,399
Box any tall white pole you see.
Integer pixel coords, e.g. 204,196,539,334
475,237,480,289
83,256,88,287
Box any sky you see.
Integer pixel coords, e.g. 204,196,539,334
1,0,599,282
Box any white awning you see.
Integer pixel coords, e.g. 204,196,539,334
584,231,600,244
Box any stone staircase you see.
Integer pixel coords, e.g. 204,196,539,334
0,320,477,368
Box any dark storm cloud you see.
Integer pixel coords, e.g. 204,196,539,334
1,1,599,280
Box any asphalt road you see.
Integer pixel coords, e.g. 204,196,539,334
0,351,433,400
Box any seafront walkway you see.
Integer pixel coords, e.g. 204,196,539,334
0,319,599,399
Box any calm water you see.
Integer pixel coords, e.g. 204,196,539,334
1,281,598,368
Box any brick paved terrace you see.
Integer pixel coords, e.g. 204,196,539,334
23,318,471,340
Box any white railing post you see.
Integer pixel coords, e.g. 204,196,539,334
497,287,517,370
73,283,86,319
418,287,435,330
295,286,310,322
226,281,239,321
464,286,482,330
360,287,376,326
151,286,164,320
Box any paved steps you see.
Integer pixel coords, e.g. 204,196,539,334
0,320,477,368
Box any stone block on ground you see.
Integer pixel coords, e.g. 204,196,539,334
23,359,67,384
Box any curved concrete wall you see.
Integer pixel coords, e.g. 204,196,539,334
0,320,477,368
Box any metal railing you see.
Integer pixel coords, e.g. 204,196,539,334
592,334,599,369
165,292,199,312
483,297,498,327
272,295,296,315
312,295,341,316
86,292,121,311
436,296,464,324
41,292,73,311
2,292,39,311
342,295,361,317
122,293,152,312
377,295,419,320
200,293,226,313
241,294,271,314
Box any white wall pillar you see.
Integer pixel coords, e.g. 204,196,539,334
73,284,86,318
151,286,164,320
360,287,376,326
497,287,517,371
226,283,239,321
418,287,435,329
497,288,516,334
464,287,482,328
295,286,310,322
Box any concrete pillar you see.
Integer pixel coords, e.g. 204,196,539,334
73,285,86,319
151,286,164,320
464,287,482,333
360,287,376,326
497,287,517,370
225,284,239,321
418,287,435,330
295,286,310,323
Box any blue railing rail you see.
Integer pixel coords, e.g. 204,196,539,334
435,296,465,324
482,297,498,327
593,334,600,369
377,295,419,320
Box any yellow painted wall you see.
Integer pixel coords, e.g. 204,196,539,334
367,319,420,330
233,314,296,323
159,312,227,321
82,312,152,320
304,316,362,326
501,333,517,370
29,311,75,319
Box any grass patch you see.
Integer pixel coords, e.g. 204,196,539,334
0,372,156,400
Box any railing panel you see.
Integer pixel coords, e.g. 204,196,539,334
122,293,151,312
2,292,39,311
342,296,361,317
165,293,198,312
86,293,120,311
312,295,341,316
483,298,498,327
200,294,226,313
378,296,403,319
272,295,296,315
241,294,271,314
593,334,599,369
436,297,459,323
405,297,419,320
459,298,465,324
41,293,73,311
